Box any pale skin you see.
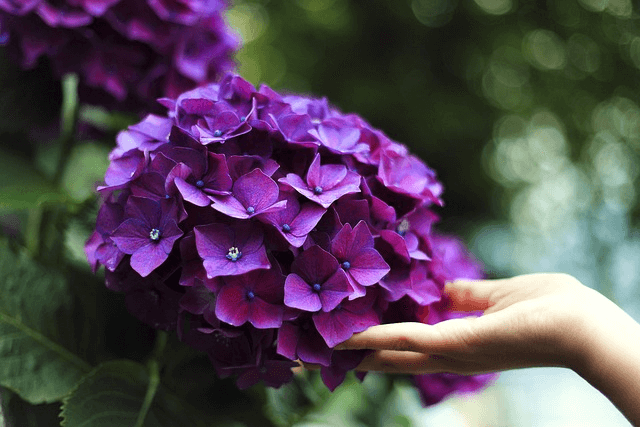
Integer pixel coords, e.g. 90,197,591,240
333,273,640,426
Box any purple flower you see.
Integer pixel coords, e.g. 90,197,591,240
330,221,390,298
110,196,183,277
320,349,370,392
171,150,233,206
413,373,497,406
277,315,333,366
279,153,361,208
194,222,270,278
284,245,350,313
87,74,486,395
308,117,368,155
236,357,298,390
0,0,239,109
215,267,285,329
313,290,380,348
178,280,218,326
210,168,286,219
260,193,326,248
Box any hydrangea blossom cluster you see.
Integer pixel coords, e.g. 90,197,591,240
85,73,495,399
0,0,238,108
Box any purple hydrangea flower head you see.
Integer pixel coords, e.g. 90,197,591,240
0,0,239,109
87,74,489,397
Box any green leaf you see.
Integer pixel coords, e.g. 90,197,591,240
1,388,62,427
264,376,314,427
0,240,91,403
61,142,110,203
0,149,66,213
79,105,138,132
60,360,212,427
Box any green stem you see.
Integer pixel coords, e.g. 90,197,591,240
135,359,160,427
133,330,166,427
53,74,79,186
24,207,43,258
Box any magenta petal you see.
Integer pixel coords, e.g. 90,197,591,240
174,177,211,206
111,219,150,253
202,247,270,278
318,269,350,312
284,274,321,312
317,164,347,190
291,203,326,236
290,245,339,285
210,194,253,218
216,285,249,326
296,326,333,366
125,196,161,227
314,306,379,348
349,249,390,286
277,322,299,361
233,169,280,210
130,243,170,277
305,153,322,188
248,298,283,329
194,223,233,259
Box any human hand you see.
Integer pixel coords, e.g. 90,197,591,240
336,273,608,375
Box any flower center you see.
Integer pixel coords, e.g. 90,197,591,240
397,218,410,236
246,290,255,301
213,130,222,137
240,116,246,122
246,206,255,214
282,223,291,233
312,283,322,292
313,186,323,195
165,194,171,199
149,228,161,241
226,246,242,262
196,180,205,188
342,261,351,270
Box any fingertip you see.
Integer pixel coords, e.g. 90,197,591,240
444,279,493,312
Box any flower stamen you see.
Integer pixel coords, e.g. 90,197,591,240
397,218,410,236
226,246,242,262
149,228,161,241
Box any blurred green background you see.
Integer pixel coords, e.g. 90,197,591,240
1,0,640,425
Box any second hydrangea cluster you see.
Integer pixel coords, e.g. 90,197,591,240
86,74,491,395
0,0,239,109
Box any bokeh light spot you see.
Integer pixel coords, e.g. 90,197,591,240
411,0,457,27
523,30,566,70
226,3,268,44
473,0,512,15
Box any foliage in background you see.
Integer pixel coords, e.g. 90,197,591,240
1,0,640,426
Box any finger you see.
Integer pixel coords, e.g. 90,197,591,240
335,322,433,351
355,350,487,375
444,277,516,312
336,319,482,353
